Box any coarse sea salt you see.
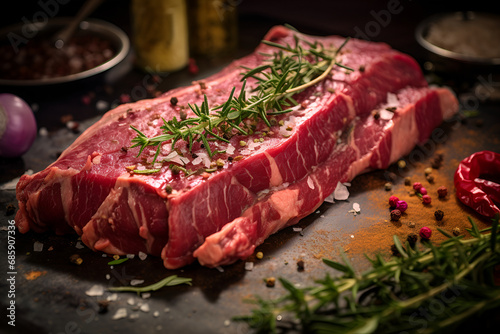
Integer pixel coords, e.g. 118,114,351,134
85,285,104,297
245,262,254,271
33,241,43,252
112,308,127,320
333,181,349,201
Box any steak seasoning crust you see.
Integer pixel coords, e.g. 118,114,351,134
16,26,458,269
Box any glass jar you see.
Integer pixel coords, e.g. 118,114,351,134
131,0,189,72
187,0,238,58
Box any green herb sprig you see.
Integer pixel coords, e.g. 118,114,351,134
235,214,500,333
130,30,352,165
108,275,192,295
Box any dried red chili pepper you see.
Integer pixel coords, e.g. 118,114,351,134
454,150,500,218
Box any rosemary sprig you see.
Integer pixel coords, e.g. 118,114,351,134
108,275,192,295
130,31,352,164
235,214,500,333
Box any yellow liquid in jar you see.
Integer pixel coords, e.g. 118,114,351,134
132,0,189,72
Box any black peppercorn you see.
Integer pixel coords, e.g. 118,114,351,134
434,210,444,221
390,209,402,221
170,96,178,106
407,233,418,247
297,259,305,271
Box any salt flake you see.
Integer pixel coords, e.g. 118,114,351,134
33,241,43,252
130,279,144,286
85,285,104,297
245,262,254,271
333,182,349,201
138,252,147,260
112,308,127,320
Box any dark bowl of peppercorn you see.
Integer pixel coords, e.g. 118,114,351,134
0,18,130,88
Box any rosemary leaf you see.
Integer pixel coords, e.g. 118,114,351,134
107,258,129,265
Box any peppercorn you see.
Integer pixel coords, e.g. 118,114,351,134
404,177,411,186
397,160,407,169
396,200,408,213
437,186,448,198
69,254,83,265
170,97,178,106
424,167,433,176
434,210,444,221
165,184,173,194
265,277,276,287
422,194,432,204
452,227,461,236
413,182,422,191
419,226,432,239
5,203,15,216
407,221,416,228
390,209,402,221
297,259,305,271
407,233,418,247
390,244,401,257
426,175,434,183
256,251,263,259
388,195,399,208
385,182,392,191
419,187,428,195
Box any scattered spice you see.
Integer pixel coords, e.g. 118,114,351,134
419,226,432,239
407,233,418,247
390,244,401,257
390,209,402,221
426,174,435,183
452,227,461,236
24,270,47,281
388,195,399,208
297,259,305,272
407,221,416,228
396,200,408,213
422,194,432,205
70,254,83,265
165,184,173,194
404,177,411,186
6,203,15,216
265,277,276,287
256,251,263,259
170,97,178,106
437,186,448,198
424,167,433,176
385,182,392,191
434,210,444,221
397,160,407,169
413,182,422,192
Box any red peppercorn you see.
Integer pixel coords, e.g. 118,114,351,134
419,226,432,239
422,194,432,204
389,195,399,208
413,182,422,191
390,209,402,221
396,200,408,213
437,186,448,198
420,187,428,195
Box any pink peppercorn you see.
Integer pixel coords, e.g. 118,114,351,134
419,187,428,195
389,195,399,208
413,182,422,191
422,194,432,204
419,226,432,239
437,186,448,198
396,200,408,213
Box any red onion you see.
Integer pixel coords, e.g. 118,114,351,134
0,93,37,157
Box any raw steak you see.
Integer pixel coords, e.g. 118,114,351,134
15,26,458,269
